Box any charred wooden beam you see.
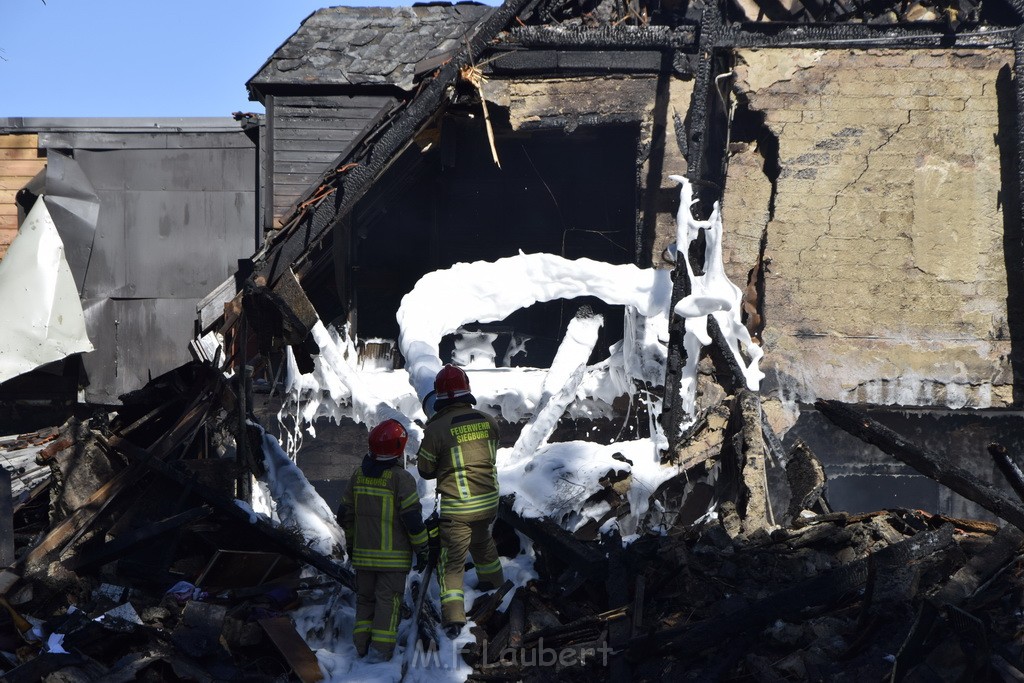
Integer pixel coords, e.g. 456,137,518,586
497,496,607,578
663,0,728,447
255,0,537,287
817,400,1024,532
0,466,12,567
990,442,1024,503
722,23,1015,49
486,50,665,74
935,523,1024,606
470,579,515,629
629,524,956,659
505,25,697,50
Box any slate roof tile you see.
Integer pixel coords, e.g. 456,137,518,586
248,2,492,96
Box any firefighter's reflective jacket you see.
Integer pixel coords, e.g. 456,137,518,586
338,455,427,570
417,403,500,521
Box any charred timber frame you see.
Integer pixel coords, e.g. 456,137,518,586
254,0,537,287
663,0,725,446
722,23,1016,49
817,400,1024,533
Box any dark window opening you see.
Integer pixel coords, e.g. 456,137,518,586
347,115,641,369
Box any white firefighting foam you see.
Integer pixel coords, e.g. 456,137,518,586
260,177,761,682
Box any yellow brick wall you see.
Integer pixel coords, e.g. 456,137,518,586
0,134,46,260
724,49,1012,409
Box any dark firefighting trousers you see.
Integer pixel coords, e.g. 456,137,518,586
353,569,405,658
438,514,504,625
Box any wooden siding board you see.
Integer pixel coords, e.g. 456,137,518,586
273,95,396,108
0,135,39,149
269,95,394,224
273,116,378,131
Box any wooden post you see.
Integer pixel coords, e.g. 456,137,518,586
0,467,12,567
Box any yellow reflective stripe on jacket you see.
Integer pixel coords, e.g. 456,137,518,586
409,528,427,546
351,549,413,569
400,491,419,510
440,490,499,515
452,445,471,499
353,485,395,551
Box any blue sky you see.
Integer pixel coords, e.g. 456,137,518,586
0,0,497,118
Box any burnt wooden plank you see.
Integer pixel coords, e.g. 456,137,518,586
103,434,353,587
990,442,1024,503
935,523,1024,606
497,496,607,578
817,400,1024,532
0,467,12,567
260,616,325,683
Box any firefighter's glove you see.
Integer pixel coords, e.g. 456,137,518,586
425,513,441,552
414,545,430,573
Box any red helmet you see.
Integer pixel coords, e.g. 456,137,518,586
434,364,471,400
368,419,408,459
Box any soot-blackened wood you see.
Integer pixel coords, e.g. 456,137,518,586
989,442,1024,503
817,400,1024,532
104,435,354,588
629,524,955,660
497,496,607,578
786,439,828,520
0,467,12,567
469,579,515,628
65,506,213,571
936,523,1024,606
663,0,726,447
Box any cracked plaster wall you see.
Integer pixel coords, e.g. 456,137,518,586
487,75,692,264
724,48,1012,410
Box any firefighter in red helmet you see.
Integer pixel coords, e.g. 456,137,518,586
337,419,428,661
417,364,504,638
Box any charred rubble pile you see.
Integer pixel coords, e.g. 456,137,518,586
466,389,1024,682
0,364,346,682
2,353,1024,682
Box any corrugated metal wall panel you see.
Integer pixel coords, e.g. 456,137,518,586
76,145,256,301
81,298,198,404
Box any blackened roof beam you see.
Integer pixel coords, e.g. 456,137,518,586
505,24,698,49
722,22,1017,47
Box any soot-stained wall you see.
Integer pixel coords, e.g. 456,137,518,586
722,48,1014,411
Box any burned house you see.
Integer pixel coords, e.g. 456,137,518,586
7,0,1024,680
233,0,1024,516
